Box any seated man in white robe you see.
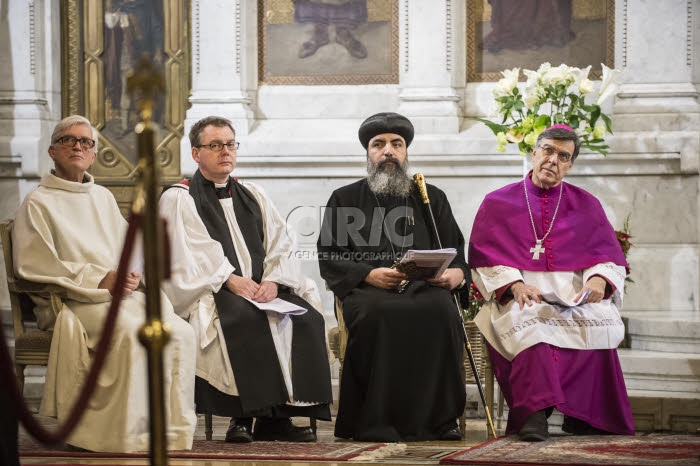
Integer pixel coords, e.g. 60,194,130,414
159,116,332,443
12,115,197,452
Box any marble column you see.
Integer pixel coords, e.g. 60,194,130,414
397,0,464,134
0,0,62,309
181,0,255,174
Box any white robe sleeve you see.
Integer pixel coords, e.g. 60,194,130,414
160,188,235,319
583,262,627,308
472,265,524,300
243,182,323,312
13,197,114,304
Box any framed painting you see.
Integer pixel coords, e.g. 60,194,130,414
259,0,399,85
60,0,190,208
467,0,615,81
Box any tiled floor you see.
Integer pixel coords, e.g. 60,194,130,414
19,412,503,465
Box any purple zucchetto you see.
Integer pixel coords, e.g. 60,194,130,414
358,112,414,149
547,124,575,132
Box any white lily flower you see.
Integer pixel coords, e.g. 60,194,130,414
545,66,566,85
524,69,540,88
596,63,621,104
579,79,594,95
574,65,594,94
537,62,552,75
494,67,520,96
523,90,539,110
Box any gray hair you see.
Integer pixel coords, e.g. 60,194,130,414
535,127,581,161
189,116,236,148
51,115,99,152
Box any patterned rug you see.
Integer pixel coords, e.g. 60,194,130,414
440,434,700,466
20,439,390,462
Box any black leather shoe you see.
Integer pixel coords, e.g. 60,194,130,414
518,409,549,442
225,418,254,443
562,415,605,435
65,443,91,452
254,417,317,442
439,426,463,441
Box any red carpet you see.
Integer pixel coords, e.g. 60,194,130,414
440,434,700,466
20,439,387,462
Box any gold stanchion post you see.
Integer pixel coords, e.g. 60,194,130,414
127,55,169,466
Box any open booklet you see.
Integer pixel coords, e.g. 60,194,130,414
540,289,591,307
243,297,308,315
394,248,457,280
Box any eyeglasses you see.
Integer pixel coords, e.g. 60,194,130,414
537,144,572,163
196,141,240,152
55,135,96,150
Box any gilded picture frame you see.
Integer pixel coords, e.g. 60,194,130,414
467,0,615,82
259,0,399,85
60,0,190,206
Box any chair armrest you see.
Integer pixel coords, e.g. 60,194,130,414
8,279,69,297
9,279,68,318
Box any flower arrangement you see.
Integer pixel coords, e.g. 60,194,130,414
474,63,621,156
615,213,634,288
464,283,485,321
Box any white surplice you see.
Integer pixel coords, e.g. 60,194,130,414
159,180,324,404
12,173,197,452
472,263,627,361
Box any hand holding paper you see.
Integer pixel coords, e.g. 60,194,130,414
243,297,308,315
541,289,591,307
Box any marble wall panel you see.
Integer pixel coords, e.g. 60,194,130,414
623,245,699,311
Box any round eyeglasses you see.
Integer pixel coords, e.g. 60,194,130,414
55,135,96,150
196,141,240,152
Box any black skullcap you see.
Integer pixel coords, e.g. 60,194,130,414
358,112,414,149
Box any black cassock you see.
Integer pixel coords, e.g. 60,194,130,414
318,179,468,441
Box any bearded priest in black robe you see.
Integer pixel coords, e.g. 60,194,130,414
317,112,469,442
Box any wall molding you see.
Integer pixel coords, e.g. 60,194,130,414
28,1,36,75
621,0,628,67
194,1,200,75
445,0,452,72
687,0,694,67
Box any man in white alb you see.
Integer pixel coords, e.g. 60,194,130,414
12,115,196,452
159,116,332,443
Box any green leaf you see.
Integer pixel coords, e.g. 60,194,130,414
600,113,613,134
589,105,601,126
535,114,550,127
470,117,508,136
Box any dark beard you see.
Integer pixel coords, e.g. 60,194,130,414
366,156,412,197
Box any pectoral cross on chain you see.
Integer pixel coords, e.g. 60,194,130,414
530,240,545,260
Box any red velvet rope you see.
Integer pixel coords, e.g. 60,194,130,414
0,212,142,447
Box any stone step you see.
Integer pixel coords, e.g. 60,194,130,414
618,348,700,396
623,311,700,353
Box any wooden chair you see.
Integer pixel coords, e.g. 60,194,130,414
329,295,503,438
1,219,65,395
462,321,505,437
